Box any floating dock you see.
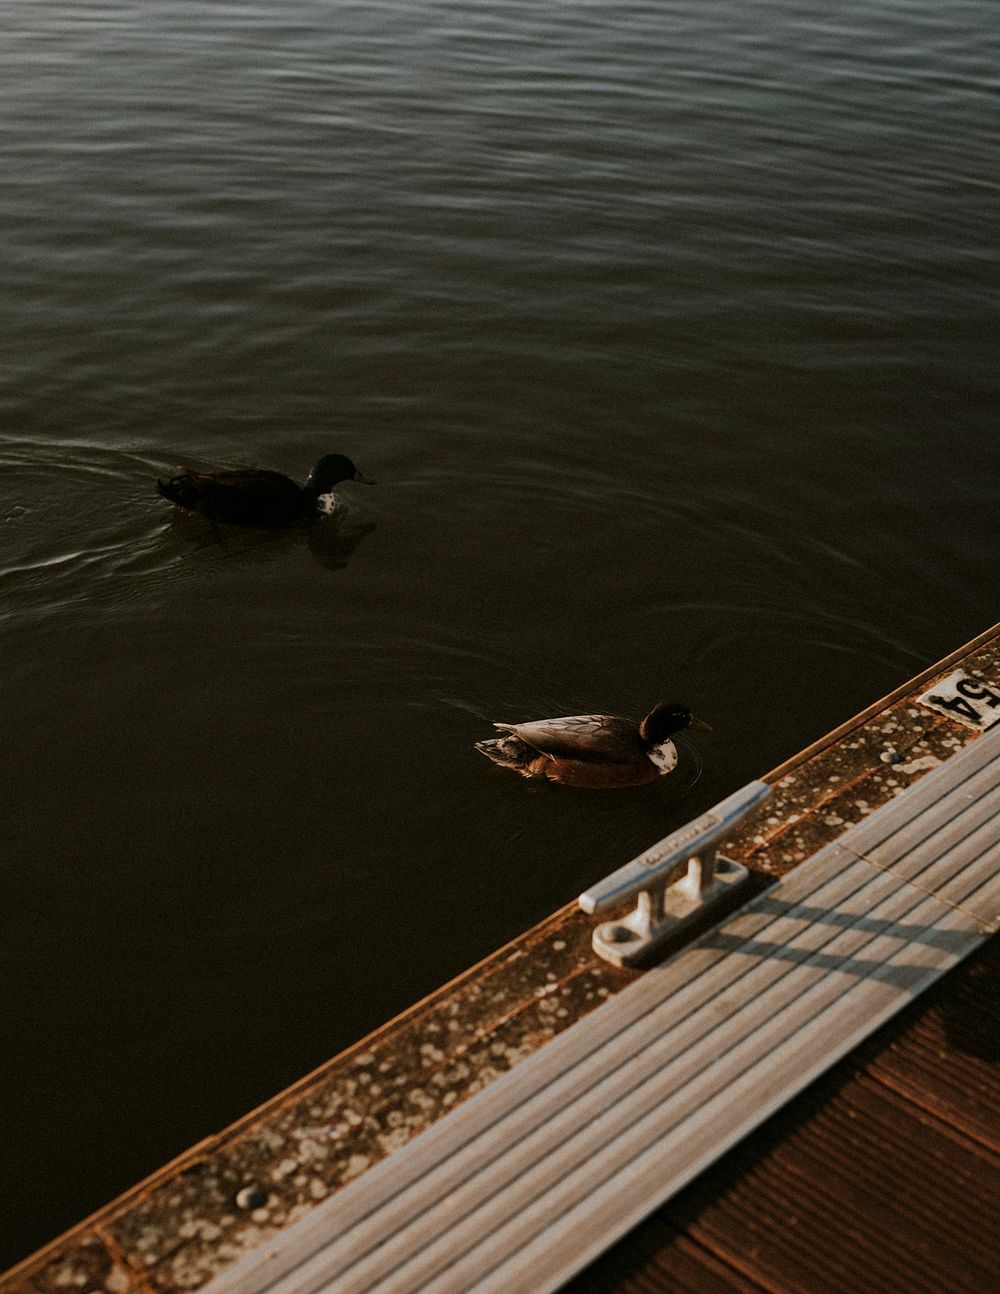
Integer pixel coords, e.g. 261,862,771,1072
3,624,999,1294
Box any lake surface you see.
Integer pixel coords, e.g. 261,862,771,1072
1,0,997,1268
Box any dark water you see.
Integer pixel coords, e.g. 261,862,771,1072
1,0,997,1267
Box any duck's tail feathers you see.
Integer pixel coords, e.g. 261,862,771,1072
475,736,533,770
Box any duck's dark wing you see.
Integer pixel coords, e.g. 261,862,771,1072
210,469,297,489
159,469,305,524
494,714,640,762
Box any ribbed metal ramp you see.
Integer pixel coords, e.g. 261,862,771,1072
208,728,1000,1294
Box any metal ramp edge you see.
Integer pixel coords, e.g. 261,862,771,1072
206,726,1000,1294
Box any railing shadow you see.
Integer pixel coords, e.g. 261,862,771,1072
701,891,986,994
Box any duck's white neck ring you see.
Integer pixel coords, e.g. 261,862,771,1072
647,738,679,774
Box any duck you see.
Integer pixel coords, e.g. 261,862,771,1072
475,702,711,789
156,453,374,526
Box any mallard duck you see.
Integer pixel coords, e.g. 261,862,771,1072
475,702,711,789
156,453,374,526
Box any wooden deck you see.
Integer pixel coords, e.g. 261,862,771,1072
3,622,999,1294
567,932,999,1294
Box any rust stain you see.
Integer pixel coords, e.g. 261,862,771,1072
9,1231,144,1294
3,624,999,1294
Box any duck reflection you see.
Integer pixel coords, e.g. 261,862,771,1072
306,518,377,570
164,508,376,572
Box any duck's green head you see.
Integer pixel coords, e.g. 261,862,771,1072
306,454,376,495
639,702,712,747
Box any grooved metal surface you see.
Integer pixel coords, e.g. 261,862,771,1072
205,727,1000,1294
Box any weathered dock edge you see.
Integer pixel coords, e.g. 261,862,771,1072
201,728,1000,1294
4,621,1000,1294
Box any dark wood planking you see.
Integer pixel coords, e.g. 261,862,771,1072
568,1228,771,1294
677,1078,998,1294
865,936,999,1149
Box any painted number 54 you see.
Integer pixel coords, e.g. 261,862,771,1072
918,671,1000,731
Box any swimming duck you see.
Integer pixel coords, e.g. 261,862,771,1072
156,453,374,526
475,702,711,789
